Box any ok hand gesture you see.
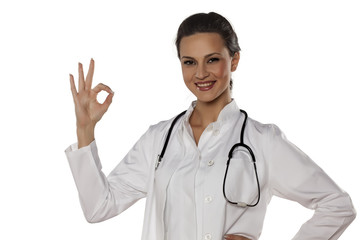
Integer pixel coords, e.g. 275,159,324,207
69,59,114,147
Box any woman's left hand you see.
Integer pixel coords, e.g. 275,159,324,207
224,234,251,240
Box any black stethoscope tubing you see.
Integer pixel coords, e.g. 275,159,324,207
155,110,186,170
223,110,261,207
155,109,260,208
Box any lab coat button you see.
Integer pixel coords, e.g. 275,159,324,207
208,160,214,166
213,129,220,136
204,196,213,203
204,233,212,240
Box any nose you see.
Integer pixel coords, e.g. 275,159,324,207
195,63,209,80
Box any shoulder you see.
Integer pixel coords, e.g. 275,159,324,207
243,116,289,152
147,111,186,136
246,116,281,138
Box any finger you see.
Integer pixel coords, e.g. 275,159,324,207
224,235,249,240
85,58,94,90
224,235,234,240
93,83,114,94
78,62,85,91
69,74,78,99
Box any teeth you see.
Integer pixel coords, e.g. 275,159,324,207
197,82,214,87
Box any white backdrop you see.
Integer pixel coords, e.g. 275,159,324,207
0,0,359,239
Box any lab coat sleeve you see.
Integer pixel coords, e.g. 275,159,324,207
65,126,157,223
267,125,356,239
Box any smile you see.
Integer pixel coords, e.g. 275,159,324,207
195,81,216,91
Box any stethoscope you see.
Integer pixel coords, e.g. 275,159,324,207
155,109,260,208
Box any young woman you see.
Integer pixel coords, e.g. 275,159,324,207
65,12,356,240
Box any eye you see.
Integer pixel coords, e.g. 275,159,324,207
183,60,195,65
208,57,220,63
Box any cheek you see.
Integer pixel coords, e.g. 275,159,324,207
213,61,231,78
181,67,193,84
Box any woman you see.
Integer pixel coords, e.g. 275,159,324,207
65,12,356,240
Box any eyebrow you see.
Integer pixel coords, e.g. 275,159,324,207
181,52,221,59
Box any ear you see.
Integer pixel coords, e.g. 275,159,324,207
231,52,240,72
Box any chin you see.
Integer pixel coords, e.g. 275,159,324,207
196,95,225,105
194,89,231,105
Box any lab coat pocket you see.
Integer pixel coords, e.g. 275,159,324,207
223,146,258,205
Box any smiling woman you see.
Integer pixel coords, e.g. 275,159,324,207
176,12,241,92
180,33,238,98
65,12,356,240
179,32,240,144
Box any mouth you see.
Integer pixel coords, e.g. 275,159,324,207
195,81,216,91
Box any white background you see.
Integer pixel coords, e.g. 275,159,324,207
0,0,359,239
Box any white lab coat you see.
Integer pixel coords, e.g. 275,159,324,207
65,100,356,240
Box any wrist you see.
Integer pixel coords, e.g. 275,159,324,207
76,124,95,148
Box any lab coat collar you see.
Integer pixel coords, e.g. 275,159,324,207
183,99,240,126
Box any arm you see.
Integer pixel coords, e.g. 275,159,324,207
65,130,153,223
66,59,151,222
267,125,356,239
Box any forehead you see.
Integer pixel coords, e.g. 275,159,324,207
179,32,227,57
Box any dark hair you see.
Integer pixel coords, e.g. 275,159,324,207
175,12,240,58
175,12,240,90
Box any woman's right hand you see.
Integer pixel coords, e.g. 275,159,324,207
69,59,114,148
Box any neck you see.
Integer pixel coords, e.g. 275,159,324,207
191,93,232,128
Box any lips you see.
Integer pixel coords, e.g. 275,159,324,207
195,81,216,91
